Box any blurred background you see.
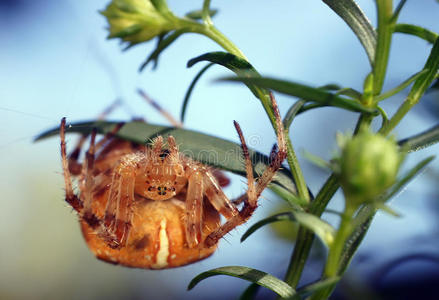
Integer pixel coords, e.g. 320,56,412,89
0,0,438,299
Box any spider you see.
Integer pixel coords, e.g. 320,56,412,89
60,94,287,269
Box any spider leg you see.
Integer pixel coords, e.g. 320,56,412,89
79,127,104,230
138,89,183,128
204,93,287,247
66,100,121,175
60,118,83,212
203,171,239,219
103,155,137,248
185,171,204,248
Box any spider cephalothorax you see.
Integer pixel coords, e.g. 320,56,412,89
60,94,287,269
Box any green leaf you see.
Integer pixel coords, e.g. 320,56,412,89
409,38,439,102
391,0,408,23
185,8,218,20
322,0,376,66
376,69,429,102
241,211,335,247
187,266,296,298
395,23,438,44
187,52,266,99
110,24,142,39
294,277,340,299
35,120,298,201
239,283,260,300
373,202,401,217
283,100,306,130
150,0,171,15
335,87,362,100
398,124,439,152
382,156,435,202
221,76,375,114
139,30,185,71
181,62,215,123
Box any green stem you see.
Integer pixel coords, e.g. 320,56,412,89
285,132,310,202
202,0,213,25
373,0,393,95
283,174,339,288
186,22,279,129
309,204,356,300
324,205,355,277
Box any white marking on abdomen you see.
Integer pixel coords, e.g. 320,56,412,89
151,219,170,269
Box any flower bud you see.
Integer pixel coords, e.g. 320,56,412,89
339,130,403,205
101,0,176,44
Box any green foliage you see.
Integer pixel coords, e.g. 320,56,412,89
188,266,296,298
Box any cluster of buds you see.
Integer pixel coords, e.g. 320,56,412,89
101,0,177,45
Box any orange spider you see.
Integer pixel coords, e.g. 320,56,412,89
60,94,286,269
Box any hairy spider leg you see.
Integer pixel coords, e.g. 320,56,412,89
60,117,83,212
185,170,204,248
204,93,287,247
103,153,138,248
137,88,183,128
67,99,121,175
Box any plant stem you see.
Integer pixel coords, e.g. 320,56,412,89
285,133,310,202
373,0,393,95
283,174,339,288
324,205,355,277
202,0,213,25
309,204,356,300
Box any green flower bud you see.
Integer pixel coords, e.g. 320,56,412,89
101,0,176,44
339,130,403,205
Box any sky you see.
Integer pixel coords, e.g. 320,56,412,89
0,1,438,299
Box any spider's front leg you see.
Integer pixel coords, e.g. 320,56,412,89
185,166,240,248
204,93,287,248
101,154,139,249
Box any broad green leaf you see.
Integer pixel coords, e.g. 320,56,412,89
376,69,429,102
322,0,376,66
398,124,439,152
221,76,375,114
181,62,215,123
185,8,218,20
139,30,185,71
35,120,298,201
241,211,335,247
187,266,296,298
395,23,438,44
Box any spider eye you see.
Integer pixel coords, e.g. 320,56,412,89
148,186,154,192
